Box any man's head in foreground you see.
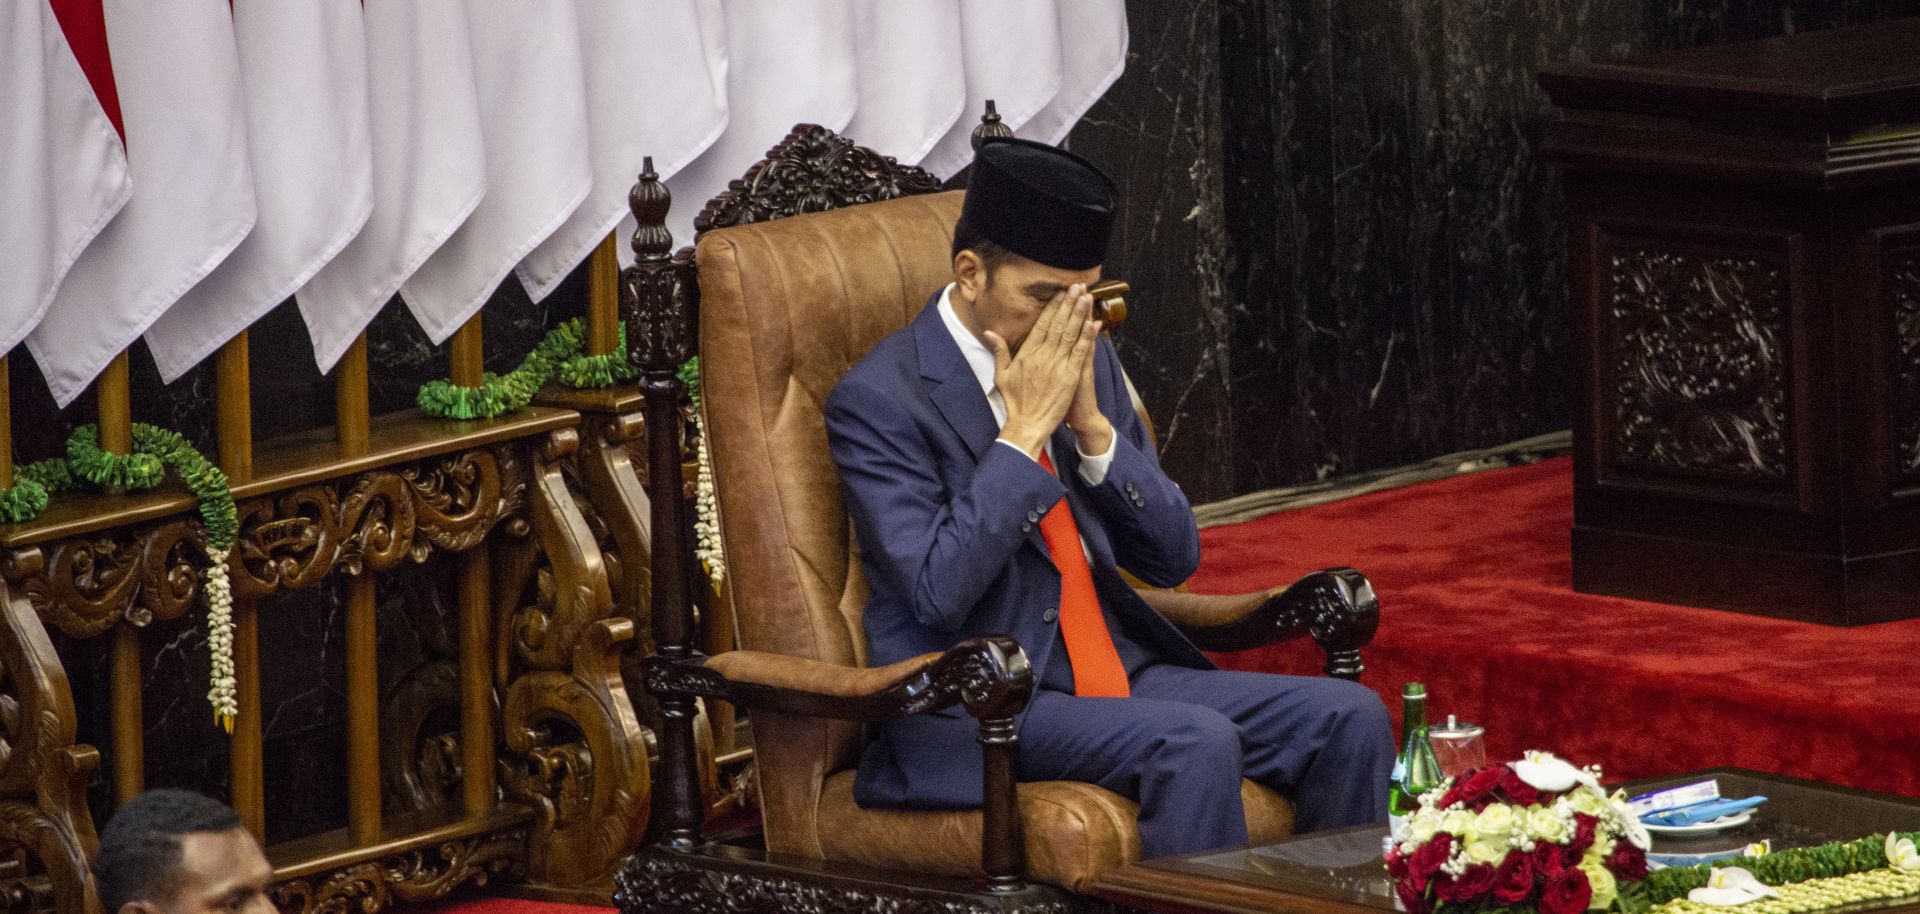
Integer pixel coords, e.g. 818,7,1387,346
94,789,276,914
950,138,1117,352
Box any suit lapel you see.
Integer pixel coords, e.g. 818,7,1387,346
914,295,1000,463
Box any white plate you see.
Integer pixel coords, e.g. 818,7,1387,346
1642,811,1755,836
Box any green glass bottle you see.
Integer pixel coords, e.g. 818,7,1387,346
1387,682,1443,837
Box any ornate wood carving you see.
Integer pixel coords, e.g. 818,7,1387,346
1606,239,1791,483
0,551,100,914
502,618,650,886
1890,246,1920,484
693,125,942,236
269,829,526,914
613,847,1109,914
14,444,531,641
380,659,464,820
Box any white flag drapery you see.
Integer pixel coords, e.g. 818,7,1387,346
18,3,1128,391
662,0,859,247
1,0,131,361
145,0,373,382
297,0,487,373
843,0,965,169
400,0,592,343
919,0,1065,180
1025,0,1129,146
520,0,728,299
27,0,254,407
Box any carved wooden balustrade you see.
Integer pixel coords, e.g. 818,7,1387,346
0,234,663,913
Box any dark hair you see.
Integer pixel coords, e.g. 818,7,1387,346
95,790,245,913
951,217,1013,280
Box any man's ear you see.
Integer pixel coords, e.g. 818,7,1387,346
953,249,985,302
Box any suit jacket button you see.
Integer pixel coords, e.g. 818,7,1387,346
1043,607,1059,623
1027,510,1040,523
1021,521,1033,532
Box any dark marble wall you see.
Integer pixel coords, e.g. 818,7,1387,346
1068,0,1920,503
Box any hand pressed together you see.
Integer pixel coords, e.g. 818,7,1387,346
983,284,1104,461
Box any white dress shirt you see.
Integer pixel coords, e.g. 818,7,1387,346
935,283,1115,484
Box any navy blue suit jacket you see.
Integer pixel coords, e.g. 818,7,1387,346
824,292,1214,809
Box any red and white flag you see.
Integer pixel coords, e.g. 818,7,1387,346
28,0,255,406
1,0,131,361
919,0,1065,180
401,0,592,343
145,0,373,382
664,0,858,246
519,0,728,298
844,0,965,169
1024,0,1129,145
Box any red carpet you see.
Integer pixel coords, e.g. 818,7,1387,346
1194,457,1920,797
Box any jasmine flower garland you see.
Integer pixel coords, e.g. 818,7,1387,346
0,424,238,728
679,358,723,590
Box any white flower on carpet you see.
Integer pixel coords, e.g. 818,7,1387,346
1887,833,1920,872
1688,867,1780,907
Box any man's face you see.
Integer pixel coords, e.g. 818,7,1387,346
146,829,277,914
953,249,1101,353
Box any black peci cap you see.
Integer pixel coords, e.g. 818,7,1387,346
959,137,1116,270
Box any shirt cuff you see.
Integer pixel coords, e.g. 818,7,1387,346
1075,436,1115,485
994,438,1039,464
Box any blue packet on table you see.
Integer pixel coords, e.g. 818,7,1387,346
1641,795,1767,827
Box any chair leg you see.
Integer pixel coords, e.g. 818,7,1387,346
978,716,1025,892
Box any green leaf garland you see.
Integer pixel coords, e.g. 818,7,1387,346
417,318,637,420
1620,832,1920,912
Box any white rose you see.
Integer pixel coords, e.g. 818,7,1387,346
1408,813,1441,844
1441,810,1477,836
1474,804,1516,839
1527,806,1570,843
1465,837,1507,866
1568,786,1609,817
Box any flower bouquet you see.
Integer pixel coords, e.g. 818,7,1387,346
1387,752,1652,914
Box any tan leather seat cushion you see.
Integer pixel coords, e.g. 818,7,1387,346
814,770,1295,892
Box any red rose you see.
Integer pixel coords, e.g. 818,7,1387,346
1531,841,1566,876
1386,847,1409,880
1459,766,1508,809
1407,834,1453,893
1438,864,1498,903
1606,843,1649,881
1397,879,1432,914
1569,813,1598,856
1540,868,1592,914
1500,766,1543,807
1493,851,1537,905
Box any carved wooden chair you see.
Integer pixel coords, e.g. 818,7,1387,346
616,124,1380,912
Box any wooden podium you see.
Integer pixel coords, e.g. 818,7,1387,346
1542,18,1920,625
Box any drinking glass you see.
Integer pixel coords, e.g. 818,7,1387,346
1428,717,1487,778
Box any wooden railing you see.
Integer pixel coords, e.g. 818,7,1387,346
0,230,667,913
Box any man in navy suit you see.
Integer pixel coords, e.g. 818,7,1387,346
824,137,1392,859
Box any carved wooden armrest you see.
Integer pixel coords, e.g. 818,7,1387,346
640,636,1035,891
1137,566,1380,679
639,635,1033,724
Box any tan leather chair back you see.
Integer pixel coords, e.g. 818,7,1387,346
695,191,964,856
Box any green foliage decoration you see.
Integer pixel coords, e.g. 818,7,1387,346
417,318,637,420
1619,832,1920,912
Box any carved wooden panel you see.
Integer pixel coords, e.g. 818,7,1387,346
1605,238,1792,484
693,124,942,236
1890,245,1920,484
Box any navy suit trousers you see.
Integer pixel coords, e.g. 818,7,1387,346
1013,664,1394,859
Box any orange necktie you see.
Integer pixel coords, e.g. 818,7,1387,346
1036,450,1130,698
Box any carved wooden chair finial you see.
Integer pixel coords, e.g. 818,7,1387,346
972,99,1014,151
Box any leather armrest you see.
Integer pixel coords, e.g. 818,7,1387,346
1139,566,1380,679
641,635,1033,722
